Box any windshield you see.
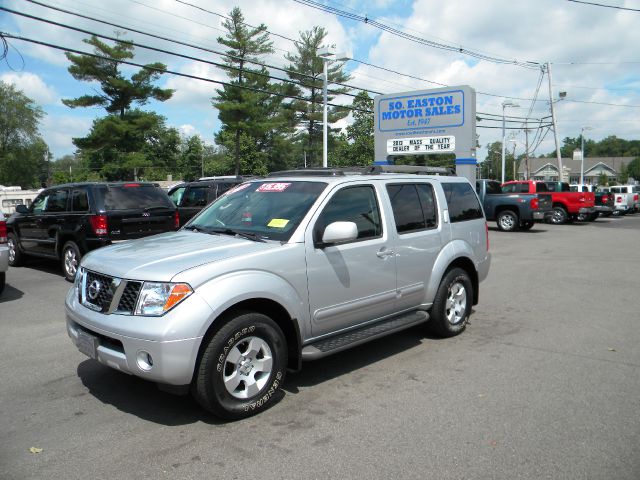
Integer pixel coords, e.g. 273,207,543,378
185,181,328,241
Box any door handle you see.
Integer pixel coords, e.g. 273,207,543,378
376,249,395,258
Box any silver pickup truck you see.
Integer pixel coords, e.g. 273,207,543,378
65,166,491,419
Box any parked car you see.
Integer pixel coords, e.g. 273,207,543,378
168,177,248,227
600,186,634,216
477,179,552,231
66,166,491,419
7,182,179,281
569,184,614,220
0,211,8,295
501,180,595,224
609,185,639,213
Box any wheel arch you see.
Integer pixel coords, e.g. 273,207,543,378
427,242,480,307
443,257,479,306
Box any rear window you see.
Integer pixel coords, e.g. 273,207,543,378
442,182,483,222
101,185,174,210
535,183,549,192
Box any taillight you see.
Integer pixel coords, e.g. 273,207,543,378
634,194,639,202
530,197,539,210
602,194,609,203
617,196,623,203
89,214,108,236
485,221,489,251
0,221,7,244
174,210,180,230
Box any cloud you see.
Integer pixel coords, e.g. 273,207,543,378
0,72,58,105
40,115,93,158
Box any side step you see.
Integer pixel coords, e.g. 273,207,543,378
301,310,429,360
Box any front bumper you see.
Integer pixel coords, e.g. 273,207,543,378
65,287,211,385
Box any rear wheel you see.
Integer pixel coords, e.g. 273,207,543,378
429,268,473,337
61,241,81,282
550,206,568,224
520,221,535,230
7,233,24,267
497,210,519,232
193,312,287,420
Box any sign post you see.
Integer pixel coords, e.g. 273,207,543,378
374,86,477,183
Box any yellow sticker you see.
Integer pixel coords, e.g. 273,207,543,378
267,218,289,228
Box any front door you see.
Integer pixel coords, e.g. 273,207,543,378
305,184,398,338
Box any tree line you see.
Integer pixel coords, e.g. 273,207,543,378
1,6,638,188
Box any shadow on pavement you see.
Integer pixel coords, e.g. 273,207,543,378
0,283,24,303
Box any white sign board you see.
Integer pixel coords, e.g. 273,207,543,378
386,135,455,155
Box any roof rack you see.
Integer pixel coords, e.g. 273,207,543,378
268,165,456,177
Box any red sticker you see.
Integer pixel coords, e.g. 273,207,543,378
224,183,251,196
256,183,291,193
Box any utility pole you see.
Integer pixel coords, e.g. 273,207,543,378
547,62,563,182
524,129,530,180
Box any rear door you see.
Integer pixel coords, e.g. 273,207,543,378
99,184,176,240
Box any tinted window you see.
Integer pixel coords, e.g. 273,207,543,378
535,183,549,192
315,185,382,242
31,194,47,213
485,181,502,195
387,183,437,233
501,183,516,193
102,185,174,210
44,189,69,212
181,186,210,207
213,182,239,199
71,189,89,212
442,182,483,222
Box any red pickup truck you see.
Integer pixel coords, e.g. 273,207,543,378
502,181,596,224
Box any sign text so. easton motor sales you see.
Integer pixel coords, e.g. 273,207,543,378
378,89,465,132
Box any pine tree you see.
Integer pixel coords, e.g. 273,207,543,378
285,26,350,167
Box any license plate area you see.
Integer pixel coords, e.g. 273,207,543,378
77,329,99,359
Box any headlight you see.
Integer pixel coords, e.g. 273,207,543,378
74,267,84,300
135,282,193,316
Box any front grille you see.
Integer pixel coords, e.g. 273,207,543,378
80,270,142,315
83,271,116,312
116,281,142,314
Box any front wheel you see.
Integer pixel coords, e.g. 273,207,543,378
429,268,473,337
496,210,519,232
7,233,24,267
193,312,287,420
61,241,81,282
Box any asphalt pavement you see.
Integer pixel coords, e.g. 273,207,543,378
1,214,639,480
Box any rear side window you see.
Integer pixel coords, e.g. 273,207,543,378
102,185,174,210
485,181,502,195
181,186,210,207
501,183,516,193
45,189,69,212
442,182,483,222
387,183,437,233
71,189,89,212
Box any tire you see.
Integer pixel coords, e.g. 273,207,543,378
520,221,535,230
576,212,588,222
193,311,287,420
550,206,568,224
0,272,5,295
7,233,24,267
496,210,519,232
61,241,81,282
429,268,473,338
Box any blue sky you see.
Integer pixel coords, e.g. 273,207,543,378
1,0,639,163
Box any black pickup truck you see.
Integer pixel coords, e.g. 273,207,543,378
476,179,553,231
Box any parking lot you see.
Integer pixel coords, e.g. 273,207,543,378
1,215,639,480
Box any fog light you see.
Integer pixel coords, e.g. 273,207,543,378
136,351,154,371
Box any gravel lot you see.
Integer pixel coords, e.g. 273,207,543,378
1,214,639,480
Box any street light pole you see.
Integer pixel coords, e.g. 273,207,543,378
580,126,592,186
547,62,566,181
318,47,349,169
501,100,519,183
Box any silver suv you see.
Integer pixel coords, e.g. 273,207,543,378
65,167,491,419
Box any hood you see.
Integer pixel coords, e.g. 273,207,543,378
81,230,278,282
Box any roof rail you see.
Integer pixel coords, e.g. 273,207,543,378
267,168,347,177
365,165,456,176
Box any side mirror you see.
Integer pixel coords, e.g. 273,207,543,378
15,204,29,214
320,221,358,246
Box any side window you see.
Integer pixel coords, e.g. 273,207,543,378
501,183,515,193
442,182,483,222
168,186,186,205
181,186,209,207
386,183,437,234
315,185,382,242
71,189,89,212
31,194,48,214
518,183,530,193
43,190,69,213
535,183,548,192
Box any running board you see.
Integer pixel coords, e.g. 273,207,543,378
301,310,429,360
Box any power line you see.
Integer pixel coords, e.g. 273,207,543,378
565,0,640,12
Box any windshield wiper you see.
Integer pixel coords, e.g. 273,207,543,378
183,225,206,233
209,228,266,243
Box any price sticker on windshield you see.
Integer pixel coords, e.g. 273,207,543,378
257,183,291,192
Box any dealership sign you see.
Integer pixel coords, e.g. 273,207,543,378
387,135,455,155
